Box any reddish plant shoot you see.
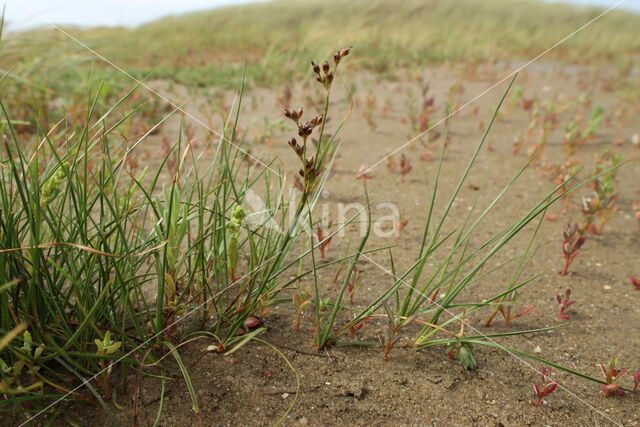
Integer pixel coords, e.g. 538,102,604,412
632,369,639,392
347,266,364,305
600,357,627,398
315,221,333,258
632,277,640,291
556,289,576,319
533,367,558,407
356,164,373,180
484,291,534,328
560,221,586,276
399,154,412,182
349,316,372,339
385,155,397,173
393,210,409,237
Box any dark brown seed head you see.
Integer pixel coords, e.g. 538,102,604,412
315,75,323,84
333,52,340,65
311,61,320,74
326,72,334,85
322,61,330,74
305,157,314,169
297,107,303,119
298,123,313,138
299,168,305,177
340,47,350,57
311,115,323,127
284,108,292,119
288,137,297,149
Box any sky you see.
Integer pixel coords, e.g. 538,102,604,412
2,0,638,32
2,0,268,31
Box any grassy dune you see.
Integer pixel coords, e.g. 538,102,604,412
122,0,640,65
3,0,640,89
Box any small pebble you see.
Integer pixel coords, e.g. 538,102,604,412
603,285,611,290
282,393,289,399
534,346,542,354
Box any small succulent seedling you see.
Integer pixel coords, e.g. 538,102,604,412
551,159,581,214
362,89,377,131
393,210,409,237
533,367,558,406
588,149,621,234
580,195,598,234
349,316,373,339
600,356,627,398
484,291,534,328
379,303,416,361
292,287,312,332
355,164,372,180
631,277,640,291
593,189,618,235
399,154,412,183
315,221,333,258
584,105,605,139
347,266,364,305
0,330,45,396
632,369,639,392
385,154,397,173
556,289,576,319
95,331,121,400
559,221,585,276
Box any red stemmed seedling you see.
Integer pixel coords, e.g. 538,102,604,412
560,221,585,276
349,316,372,339
393,210,409,237
356,164,372,180
632,369,639,392
292,286,312,332
399,154,412,182
556,289,576,319
315,221,333,258
631,277,640,291
600,357,627,398
533,367,558,407
347,266,364,305
484,290,534,327
379,303,416,361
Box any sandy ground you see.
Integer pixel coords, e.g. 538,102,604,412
29,60,640,425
